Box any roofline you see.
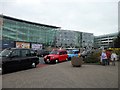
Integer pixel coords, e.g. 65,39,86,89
0,14,61,29
94,32,118,37
60,29,93,34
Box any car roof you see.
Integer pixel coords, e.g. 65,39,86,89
72,50,79,52
65,48,77,50
5,48,30,50
52,49,67,52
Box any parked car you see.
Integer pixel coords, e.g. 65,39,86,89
36,49,50,57
0,48,39,74
67,49,80,60
44,49,68,64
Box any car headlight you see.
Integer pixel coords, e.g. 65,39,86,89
51,56,55,59
44,55,47,58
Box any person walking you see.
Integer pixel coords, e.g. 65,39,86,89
106,49,111,65
101,50,107,66
111,51,117,66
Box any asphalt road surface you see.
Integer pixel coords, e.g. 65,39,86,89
2,60,118,88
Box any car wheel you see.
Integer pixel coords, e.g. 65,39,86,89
44,60,48,64
32,62,36,68
55,59,59,64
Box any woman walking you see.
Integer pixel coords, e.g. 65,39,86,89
111,51,117,66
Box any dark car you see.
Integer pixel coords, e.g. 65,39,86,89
44,49,68,64
0,48,39,74
36,49,50,57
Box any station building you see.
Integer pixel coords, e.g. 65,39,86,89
55,30,94,49
0,15,94,50
0,15,60,50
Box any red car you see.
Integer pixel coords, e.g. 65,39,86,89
44,49,68,64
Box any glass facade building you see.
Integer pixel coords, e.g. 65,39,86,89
0,15,60,49
0,15,94,49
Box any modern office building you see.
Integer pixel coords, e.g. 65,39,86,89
82,32,94,49
0,15,60,49
55,30,80,48
0,15,94,50
55,30,94,48
94,32,118,48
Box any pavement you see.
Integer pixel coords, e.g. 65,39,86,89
2,60,118,88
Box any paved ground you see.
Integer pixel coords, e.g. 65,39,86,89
2,61,118,88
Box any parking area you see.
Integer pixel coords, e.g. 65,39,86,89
2,60,118,88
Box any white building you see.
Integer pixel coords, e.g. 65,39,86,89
94,32,118,48
55,30,94,48
82,32,94,49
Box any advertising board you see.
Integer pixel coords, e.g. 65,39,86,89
16,42,30,49
31,43,42,50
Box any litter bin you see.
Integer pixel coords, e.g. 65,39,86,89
71,56,83,67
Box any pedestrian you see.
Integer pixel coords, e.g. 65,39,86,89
35,50,38,56
111,51,117,66
81,49,86,61
101,50,107,66
106,49,111,65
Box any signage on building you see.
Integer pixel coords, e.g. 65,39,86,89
16,42,30,49
31,43,42,50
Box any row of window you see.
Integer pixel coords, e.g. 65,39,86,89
11,49,35,57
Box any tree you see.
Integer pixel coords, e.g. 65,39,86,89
114,31,120,48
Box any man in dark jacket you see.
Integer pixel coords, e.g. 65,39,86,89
106,49,111,65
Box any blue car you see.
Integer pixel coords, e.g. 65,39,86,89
67,49,80,60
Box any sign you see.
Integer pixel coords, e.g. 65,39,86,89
16,42,30,49
31,44,42,50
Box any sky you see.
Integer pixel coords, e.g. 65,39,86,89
0,0,119,36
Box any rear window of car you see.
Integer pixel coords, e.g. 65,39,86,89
60,51,67,55
63,51,67,54
11,49,21,57
0,49,12,57
50,50,59,54
74,51,79,54
30,50,36,56
67,50,73,54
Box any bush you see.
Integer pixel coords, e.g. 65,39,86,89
84,51,101,63
112,49,120,61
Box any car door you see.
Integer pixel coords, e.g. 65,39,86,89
63,51,68,60
29,50,39,66
59,51,65,61
7,49,21,71
20,49,31,68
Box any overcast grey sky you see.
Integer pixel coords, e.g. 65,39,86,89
0,0,119,36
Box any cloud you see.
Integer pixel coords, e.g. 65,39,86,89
0,0,118,36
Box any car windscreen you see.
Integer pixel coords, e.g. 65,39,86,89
50,50,59,54
0,49,12,57
67,50,73,54
73,51,79,54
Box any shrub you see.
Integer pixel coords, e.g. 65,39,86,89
84,51,101,63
